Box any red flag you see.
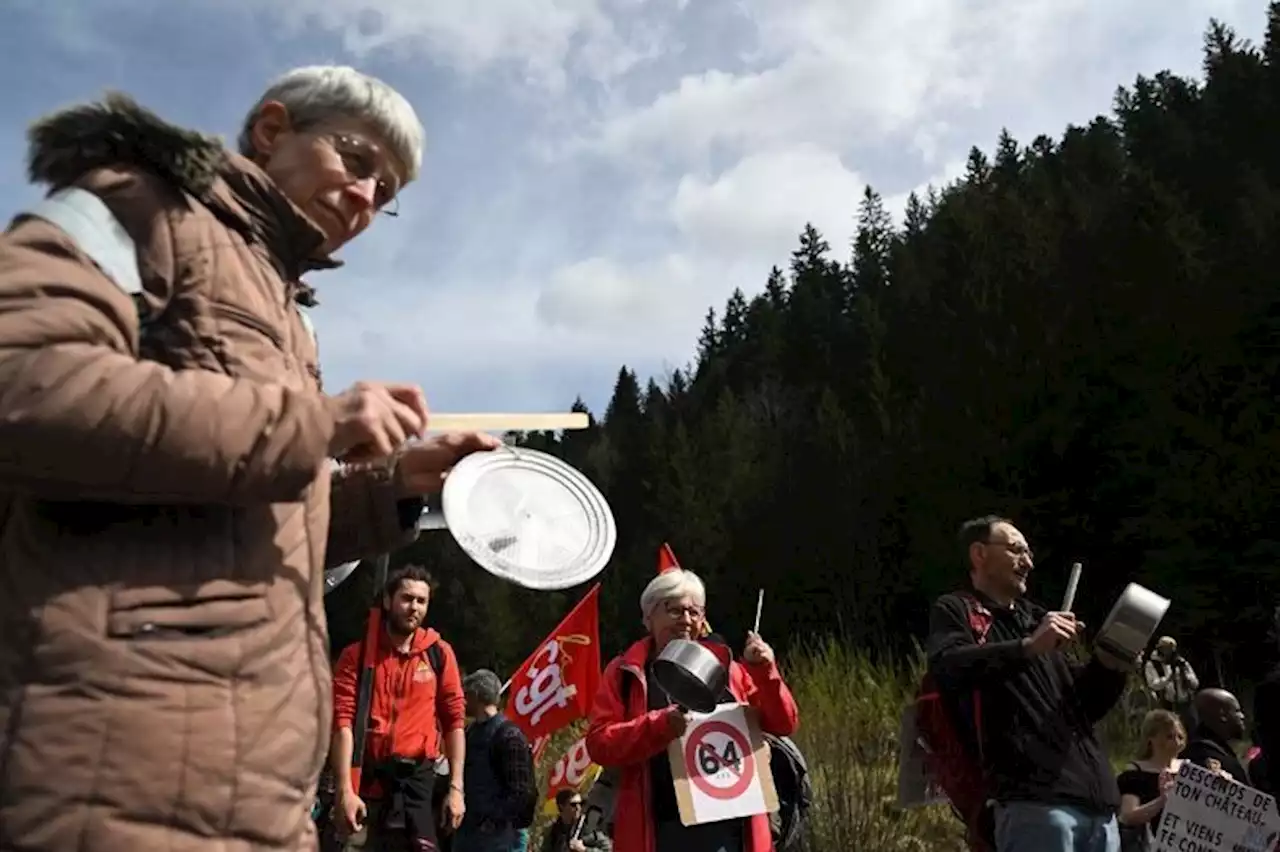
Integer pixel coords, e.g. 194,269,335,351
658,542,680,575
541,736,602,815
530,734,551,764
505,584,601,741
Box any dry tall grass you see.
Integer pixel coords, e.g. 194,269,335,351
529,641,1148,849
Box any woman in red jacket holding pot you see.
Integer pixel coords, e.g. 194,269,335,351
585,568,799,852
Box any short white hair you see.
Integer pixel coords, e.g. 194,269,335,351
237,65,425,183
640,569,706,617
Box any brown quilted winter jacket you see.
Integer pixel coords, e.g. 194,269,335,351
0,95,420,851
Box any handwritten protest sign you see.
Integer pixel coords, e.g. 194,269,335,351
1154,761,1280,851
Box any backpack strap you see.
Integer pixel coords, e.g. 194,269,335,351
426,642,445,678
24,187,144,298
955,593,996,769
422,641,449,722
298,308,317,348
20,186,320,350
956,593,994,645
21,187,150,327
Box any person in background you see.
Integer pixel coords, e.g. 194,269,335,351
332,565,468,852
0,64,499,852
1249,607,1280,795
541,790,613,852
586,567,800,852
927,515,1130,852
453,669,538,852
433,756,457,852
1180,688,1247,781
1142,637,1199,722
1116,710,1186,850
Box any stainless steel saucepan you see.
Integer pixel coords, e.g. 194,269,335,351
653,639,728,714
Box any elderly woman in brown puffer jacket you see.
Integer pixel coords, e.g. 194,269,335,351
0,66,499,852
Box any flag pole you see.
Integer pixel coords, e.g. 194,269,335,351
349,552,391,794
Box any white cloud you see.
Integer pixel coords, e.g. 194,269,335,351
3,0,1268,415
252,0,669,92
670,145,865,262
526,0,1264,358
537,256,685,331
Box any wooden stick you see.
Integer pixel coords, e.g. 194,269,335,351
425,412,590,432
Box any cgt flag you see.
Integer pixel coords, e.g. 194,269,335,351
505,584,602,741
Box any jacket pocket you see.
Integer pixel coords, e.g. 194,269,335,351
107,591,271,639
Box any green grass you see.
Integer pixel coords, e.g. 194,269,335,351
527,641,1150,849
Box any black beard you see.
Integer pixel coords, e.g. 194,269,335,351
388,614,418,636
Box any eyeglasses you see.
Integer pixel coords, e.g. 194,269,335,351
324,132,401,217
984,540,1033,561
663,603,705,620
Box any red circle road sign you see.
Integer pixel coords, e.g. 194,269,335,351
684,720,755,800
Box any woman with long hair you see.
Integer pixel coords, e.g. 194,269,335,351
1115,710,1186,850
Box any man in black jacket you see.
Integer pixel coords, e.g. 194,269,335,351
455,670,538,852
926,515,1129,852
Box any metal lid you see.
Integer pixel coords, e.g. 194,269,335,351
442,446,616,590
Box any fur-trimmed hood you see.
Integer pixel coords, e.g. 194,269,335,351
27,92,229,199
24,93,335,293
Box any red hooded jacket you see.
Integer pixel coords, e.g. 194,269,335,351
333,626,465,796
585,637,800,852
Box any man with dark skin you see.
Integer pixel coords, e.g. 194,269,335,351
1182,688,1248,782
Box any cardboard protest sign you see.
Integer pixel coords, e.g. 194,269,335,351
1153,761,1280,851
668,703,778,826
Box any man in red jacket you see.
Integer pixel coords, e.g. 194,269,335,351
332,564,467,851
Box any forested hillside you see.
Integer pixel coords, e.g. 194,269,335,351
327,7,1280,688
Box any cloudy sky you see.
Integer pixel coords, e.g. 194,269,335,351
0,0,1265,416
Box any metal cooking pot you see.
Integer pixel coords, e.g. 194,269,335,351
653,639,728,714
1095,582,1171,668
